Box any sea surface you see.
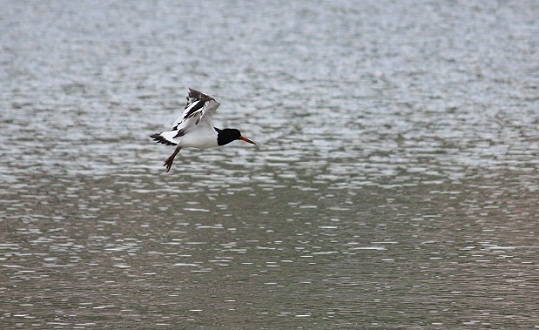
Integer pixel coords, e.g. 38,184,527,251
1,1,538,328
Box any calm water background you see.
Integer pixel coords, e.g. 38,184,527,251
1,1,538,328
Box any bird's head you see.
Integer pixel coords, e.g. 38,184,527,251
217,128,256,146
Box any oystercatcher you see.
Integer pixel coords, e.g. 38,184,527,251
150,88,256,172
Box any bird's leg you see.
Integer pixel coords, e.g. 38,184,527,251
164,146,182,172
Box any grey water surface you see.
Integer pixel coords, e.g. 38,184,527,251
1,1,538,328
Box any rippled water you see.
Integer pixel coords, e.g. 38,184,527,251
1,0,538,328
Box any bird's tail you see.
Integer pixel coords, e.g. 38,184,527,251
150,131,178,146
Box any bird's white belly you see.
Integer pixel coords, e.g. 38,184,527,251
179,129,218,149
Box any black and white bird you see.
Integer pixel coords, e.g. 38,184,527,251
150,88,256,172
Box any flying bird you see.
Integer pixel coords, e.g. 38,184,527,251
150,88,256,172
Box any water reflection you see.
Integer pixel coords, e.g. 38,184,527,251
4,170,536,327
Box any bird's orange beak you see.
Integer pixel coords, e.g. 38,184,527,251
240,136,256,145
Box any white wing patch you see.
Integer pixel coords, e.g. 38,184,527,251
151,88,220,145
170,89,220,133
